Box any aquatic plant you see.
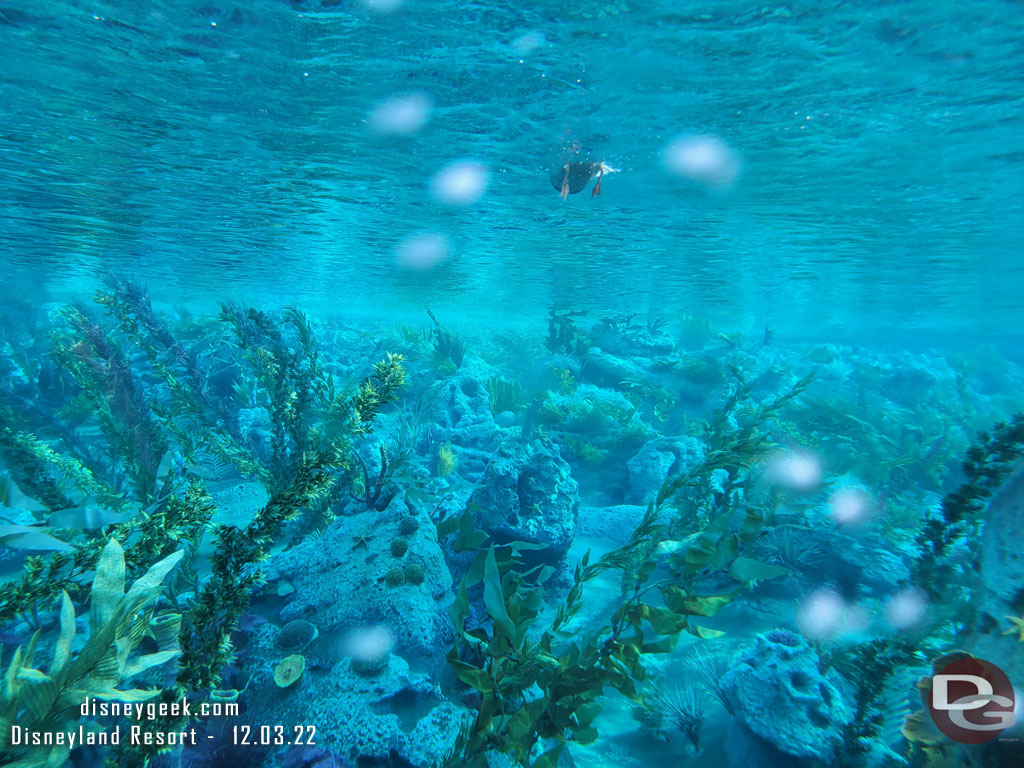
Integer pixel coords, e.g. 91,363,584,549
427,309,466,370
487,377,523,414
384,567,405,587
175,450,341,694
436,442,458,476
914,412,1024,602
678,314,711,350
754,527,823,574
0,539,183,768
551,366,576,395
49,305,168,504
398,516,419,535
565,435,607,466
643,682,707,751
545,308,588,356
685,644,735,715
439,367,820,767
0,480,215,626
830,638,921,765
351,444,389,510
390,537,408,557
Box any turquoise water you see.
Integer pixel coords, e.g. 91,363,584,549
3,1,1023,338
2,3,1024,768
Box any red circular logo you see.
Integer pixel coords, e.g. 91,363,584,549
928,657,1015,744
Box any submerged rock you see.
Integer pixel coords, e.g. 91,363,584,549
967,461,1024,695
470,435,580,566
722,629,853,765
626,437,704,504
247,647,462,767
267,491,454,670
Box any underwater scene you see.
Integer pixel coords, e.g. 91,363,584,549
1,1,1023,767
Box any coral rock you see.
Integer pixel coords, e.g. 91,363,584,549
722,630,853,763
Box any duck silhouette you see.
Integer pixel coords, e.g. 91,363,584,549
549,160,620,200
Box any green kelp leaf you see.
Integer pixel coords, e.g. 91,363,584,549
50,591,76,676
434,512,463,540
705,511,734,535
572,726,599,745
123,650,180,681
738,508,766,540
449,579,470,629
662,586,735,617
531,744,564,768
575,701,603,728
642,604,687,636
483,546,516,641
728,557,790,582
710,533,740,569
686,624,726,640
507,699,544,742
449,659,491,692
684,534,717,566
642,634,682,654
91,539,127,635
93,687,163,703
123,548,185,607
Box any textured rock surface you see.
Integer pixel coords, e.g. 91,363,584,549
266,491,454,670
470,435,579,565
577,504,648,544
245,640,462,767
626,437,704,504
968,462,1024,698
723,630,853,763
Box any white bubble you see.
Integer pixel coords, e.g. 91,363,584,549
358,0,403,14
369,93,431,137
797,589,845,640
886,589,928,630
664,135,740,188
767,450,822,491
829,486,874,526
342,625,394,662
512,31,545,55
431,161,489,206
396,232,451,271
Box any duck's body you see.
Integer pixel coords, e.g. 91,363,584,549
549,160,619,199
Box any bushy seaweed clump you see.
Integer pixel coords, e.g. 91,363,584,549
440,369,819,768
914,413,1024,601
0,278,407,762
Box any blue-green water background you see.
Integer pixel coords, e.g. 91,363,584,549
1,0,1021,343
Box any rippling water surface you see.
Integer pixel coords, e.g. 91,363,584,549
1,0,1022,339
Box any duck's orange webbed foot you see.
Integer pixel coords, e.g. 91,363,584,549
560,164,570,200
592,166,604,197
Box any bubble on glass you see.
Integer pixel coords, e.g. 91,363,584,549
797,589,845,639
885,588,928,630
766,449,821,491
341,624,394,661
828,485,874,526
431,161,490,206
512,31,545,56
663,134,741,188
358,0,404,14
369,93,431,137
396,232,451,272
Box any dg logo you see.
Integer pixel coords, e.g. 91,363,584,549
929,656,1016,744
